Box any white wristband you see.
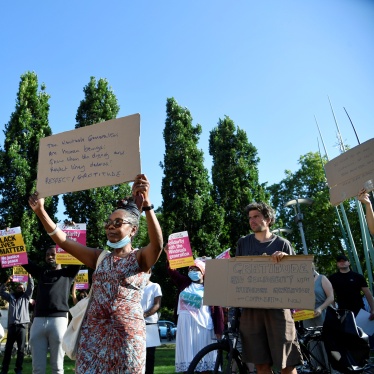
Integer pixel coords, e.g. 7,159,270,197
47,225,60,236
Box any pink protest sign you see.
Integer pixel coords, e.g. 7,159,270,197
168,231,195,269
216,248,231,259
56,223,86,265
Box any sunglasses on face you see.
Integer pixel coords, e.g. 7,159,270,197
103,218,131,229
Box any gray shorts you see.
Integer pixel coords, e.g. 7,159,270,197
239,308,302,370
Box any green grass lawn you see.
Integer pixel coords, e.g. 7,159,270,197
3,343,176,374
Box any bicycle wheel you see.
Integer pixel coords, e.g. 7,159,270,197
187,341,247,374
298,341,330,373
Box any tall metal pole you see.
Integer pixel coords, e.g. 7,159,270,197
315,116,361,272
284,198,313,255
326,101,372,289
294,199,309,255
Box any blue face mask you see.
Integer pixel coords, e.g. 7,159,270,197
188,271,202,282
107,235,131,249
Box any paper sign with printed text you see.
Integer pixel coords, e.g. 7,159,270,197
75,269,89,290
0,227,28,268
12,266,29,283
292,309,315,321
36,114,141,198
56,223,86,265
167,231,195,269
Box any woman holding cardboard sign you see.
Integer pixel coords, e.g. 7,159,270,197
28,174,163,374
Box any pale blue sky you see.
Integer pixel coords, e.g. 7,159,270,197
1,1,373,220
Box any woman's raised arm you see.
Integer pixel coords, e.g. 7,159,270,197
28,192,101,269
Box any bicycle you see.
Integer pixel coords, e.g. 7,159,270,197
296,324,374,374
296,325,330,373
187,308,249,374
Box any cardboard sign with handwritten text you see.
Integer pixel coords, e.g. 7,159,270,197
36,114,141,197
324,138,374,206
203,255,314,309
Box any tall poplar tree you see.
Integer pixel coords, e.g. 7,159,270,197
62,77,132,248
209,116,268,254
160,98,224,258
0,71,56,264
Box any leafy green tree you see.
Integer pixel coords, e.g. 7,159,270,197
209,116,268,254
160,98,225,258
267,151,355,275
0,71,57,272
62,77,131,248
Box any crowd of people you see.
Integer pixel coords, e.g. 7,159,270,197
0,179,373,373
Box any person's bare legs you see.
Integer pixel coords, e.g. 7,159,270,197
256,364,273,374
256,364,297,374
281,366,297,374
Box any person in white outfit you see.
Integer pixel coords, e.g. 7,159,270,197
141,269,162,374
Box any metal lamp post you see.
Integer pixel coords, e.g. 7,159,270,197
271,228,293,236
284,198,314,255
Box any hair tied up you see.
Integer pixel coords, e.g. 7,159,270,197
116,196,141,219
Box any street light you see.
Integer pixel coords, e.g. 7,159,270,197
271,228,293,235
284,198,314,255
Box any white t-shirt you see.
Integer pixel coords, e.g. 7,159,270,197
141,282,162,324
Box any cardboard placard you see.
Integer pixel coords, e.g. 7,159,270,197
203,255,315,309
36,114,141,197
324,138,374,206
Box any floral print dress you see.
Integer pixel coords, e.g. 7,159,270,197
76,250,148,374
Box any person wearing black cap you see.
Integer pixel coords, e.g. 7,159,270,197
28,174,163,374
329,254,374,318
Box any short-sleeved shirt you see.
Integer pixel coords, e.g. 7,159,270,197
236,233,295,257
329,270,367,316
141,282,162,324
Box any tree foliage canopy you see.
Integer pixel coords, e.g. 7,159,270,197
209,116,268,254
267,151,363,275
160,98,224,258
0,71,57,271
